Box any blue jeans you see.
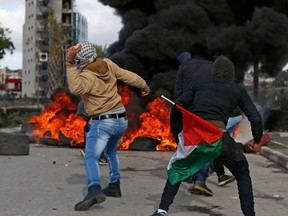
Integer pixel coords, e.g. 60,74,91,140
158,132,255,216
77,100,105,160
192,162,210,183
85,117,128,189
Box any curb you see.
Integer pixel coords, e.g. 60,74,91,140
260,146,288,169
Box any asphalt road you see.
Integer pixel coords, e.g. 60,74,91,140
0,143,287,216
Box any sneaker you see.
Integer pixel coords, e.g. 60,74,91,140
151,211,167,216
188,181,213,196
99,157,109,166
218,174,236,186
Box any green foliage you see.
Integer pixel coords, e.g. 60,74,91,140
47,9,74,93
0,108,41,128
0,24,15,60
0,111,7,127
245,7,288,77
0,83,5,90
95,45,107,58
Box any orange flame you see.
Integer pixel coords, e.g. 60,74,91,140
232,125,239,138
117,83,135,106
27,86,177,151
120,97,177,151
28,91,86,146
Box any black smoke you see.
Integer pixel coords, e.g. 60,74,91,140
99,0,288,101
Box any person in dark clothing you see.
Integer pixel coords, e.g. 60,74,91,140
176,51,191,65
152,55,263,216
171,43,234,197
210,106,242,185
174,43,213,99
172,43,214,196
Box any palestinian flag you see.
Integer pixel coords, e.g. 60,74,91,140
167,104,223,185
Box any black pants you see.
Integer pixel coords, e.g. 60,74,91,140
158,133,255,216
213,159,225,177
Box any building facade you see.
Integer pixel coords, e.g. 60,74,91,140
0,68,22,98
22,0,87,98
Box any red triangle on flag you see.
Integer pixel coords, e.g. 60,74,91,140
176,105,223,146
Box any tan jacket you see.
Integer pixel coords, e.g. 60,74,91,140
66,58,148,116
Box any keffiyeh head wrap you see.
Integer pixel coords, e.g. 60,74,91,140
74,41,97,71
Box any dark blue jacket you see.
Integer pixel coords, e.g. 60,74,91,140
175,77,263,143
174,56,213,99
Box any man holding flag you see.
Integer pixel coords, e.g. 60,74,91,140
152,55,263,216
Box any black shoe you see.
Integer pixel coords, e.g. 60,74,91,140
151,211,167,216
102,180,122,197
74,184,106,211
99,157,109,166
218,174,236,186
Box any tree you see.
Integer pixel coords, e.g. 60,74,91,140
95,45,107,58
47,9,74,94
0,24,15,60
245,7,288,96
0,82,5,90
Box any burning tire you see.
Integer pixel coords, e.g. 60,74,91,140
39,137,59,146
21,123,36,143
0,132,30,155
129,136,161,151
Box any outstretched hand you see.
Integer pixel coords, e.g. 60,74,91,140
252,142,261,153
66,44,81,62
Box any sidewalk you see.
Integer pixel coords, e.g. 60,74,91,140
260,132,288,169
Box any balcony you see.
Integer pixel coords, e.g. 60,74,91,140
37,0,49,7
62,9,72,14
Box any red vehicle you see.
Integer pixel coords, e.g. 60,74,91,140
4,77,22,98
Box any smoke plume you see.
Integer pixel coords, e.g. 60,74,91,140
99,0,288,103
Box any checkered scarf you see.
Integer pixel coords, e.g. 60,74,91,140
75,41,97,71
